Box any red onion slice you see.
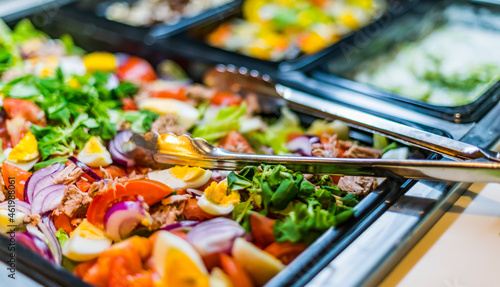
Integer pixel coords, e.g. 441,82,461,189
68,156,103,181
39,218,62,265
24,163,65,203
31,185,66,215
17,232,55,263
109,130,135,167
0,200,31,216
161,221,200,231
40,190,65,214
286,136,320,156
186,218,246,255
104,201,149,241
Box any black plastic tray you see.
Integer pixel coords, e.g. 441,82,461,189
59,0,243,43
311,0,500,123
165,0,420,75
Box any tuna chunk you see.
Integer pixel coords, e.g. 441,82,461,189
60,185,92,217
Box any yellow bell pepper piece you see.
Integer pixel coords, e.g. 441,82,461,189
83,52,117,73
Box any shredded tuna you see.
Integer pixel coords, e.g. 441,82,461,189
71,218,83,227
338,176,378,196
222,140,254,153
343,145,382,159
53,163,84,185
150,201,186,230
88,180,111,198
244,93,260,116
20,38,65,59
186,84,215,102
161,194,191,205
60,185,92,217
24,214,41,226
0,171,6,201
151,114,188,135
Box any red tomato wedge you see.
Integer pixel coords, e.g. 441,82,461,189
209,91,242,106
53,213,75,235
116,56,157,83
150,87,188,101
249,212,275,249
3,98,46,126
220,254,255,287
122,98,138,111
183,198,216,221
264,241,308,265
219,131,254,154
2,162,31,200
87,179,172,228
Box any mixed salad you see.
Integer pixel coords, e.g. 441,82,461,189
105,0,234,27
0,20,407,286
206,0,385,61
344,5,500,106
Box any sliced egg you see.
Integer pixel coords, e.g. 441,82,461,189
62,219,112,261
197,179,240,216
148,166,212,190
152,231,209,287
8,132,39,162
138,98,199,130
59,56,86,76
209,267,233,287
4,147,39,172
232,238,284,286
77,136,113,167
0,209,25,233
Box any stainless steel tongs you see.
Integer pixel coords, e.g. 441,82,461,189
123,133,500,183
203,65,500,163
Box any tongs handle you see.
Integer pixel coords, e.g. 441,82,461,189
205,66,500,163
155,149,500,183
276,85,500,162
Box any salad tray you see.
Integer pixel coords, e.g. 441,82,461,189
58,0,243,43
163,0,417,75
311,0,500,123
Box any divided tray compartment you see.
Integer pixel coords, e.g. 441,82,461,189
310,0,500,123
57,0,243,43
166,0,416,75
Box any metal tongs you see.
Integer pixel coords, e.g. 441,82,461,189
122,66,500,183
123,133,500,183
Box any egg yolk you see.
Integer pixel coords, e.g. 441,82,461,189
204,180,240,207
163,248,209,287
85,136,105,154
171,166,205,182
72,219,109,240
8,131,39,162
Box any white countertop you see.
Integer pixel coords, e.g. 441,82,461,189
381,182,500,287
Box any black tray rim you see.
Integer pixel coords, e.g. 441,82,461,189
61,0,243,43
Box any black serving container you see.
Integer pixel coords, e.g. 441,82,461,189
58,0,243,43
311,0,500,123
165,0,418,75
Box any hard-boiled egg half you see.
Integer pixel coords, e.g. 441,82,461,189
5,131,39,171
138,98,199,130
152,231,209,287
77,136,112,167
0,208,25,233
148,165,212,190
198,179,240,216
62,219,112,261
